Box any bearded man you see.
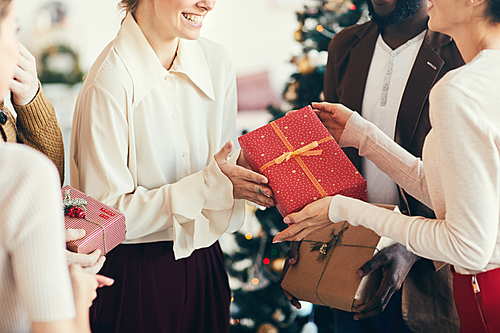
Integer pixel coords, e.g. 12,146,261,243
282,0,464,332
320,0,464,331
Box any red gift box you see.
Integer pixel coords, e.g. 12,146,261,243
238,106,366,216
62,185,126,256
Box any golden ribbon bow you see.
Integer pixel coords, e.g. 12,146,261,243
273,141,323,165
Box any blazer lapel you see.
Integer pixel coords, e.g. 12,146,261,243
394,31,448,149
342,23,378,114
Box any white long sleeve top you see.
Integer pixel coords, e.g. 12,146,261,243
70,14,244,259
328,50,500,274
0,143,75,331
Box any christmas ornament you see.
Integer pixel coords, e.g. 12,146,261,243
63,189,87,217
301,322,319,333
270,257,286,273
256,323,279,333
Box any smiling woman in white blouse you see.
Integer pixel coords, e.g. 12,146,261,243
273,0,500,332
69,0,274,332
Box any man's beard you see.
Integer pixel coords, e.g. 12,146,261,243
367,0,425,28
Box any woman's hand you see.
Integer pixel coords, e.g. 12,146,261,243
312,102,354,142
10,43,40,106
273,196,333,243
215,140,275,208
66,229,106,274
69,264,113,333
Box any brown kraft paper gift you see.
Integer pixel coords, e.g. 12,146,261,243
280,204,398,312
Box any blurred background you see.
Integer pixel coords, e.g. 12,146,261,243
12,0,368,331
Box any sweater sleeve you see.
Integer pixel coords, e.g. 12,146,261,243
1,144,75,324
339,112,432,208
330,81,500,272
14,84,65,185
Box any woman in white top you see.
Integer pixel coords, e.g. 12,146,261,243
0,1,113,332
274,0,500,331
70,0,274,332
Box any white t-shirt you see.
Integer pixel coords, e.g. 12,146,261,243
330,50,500,274
0,143,75,331
361,31,426,205
70,14,245,259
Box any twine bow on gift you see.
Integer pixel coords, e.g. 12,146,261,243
302,222,380,307
63,190,108,255
308,223,349,261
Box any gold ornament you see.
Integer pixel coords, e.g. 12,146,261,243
296,56,315,74
271,257,286,273
294,26,304,42
257,323,279,333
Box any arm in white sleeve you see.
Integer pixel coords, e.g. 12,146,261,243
71,84,240,259
331,83,500,271
4,146,75,323
340,112,432,208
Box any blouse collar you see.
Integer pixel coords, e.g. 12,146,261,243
114,14,215,107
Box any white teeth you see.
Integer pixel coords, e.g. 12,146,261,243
182,13,203,24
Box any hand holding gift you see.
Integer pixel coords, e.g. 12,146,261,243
215,140,275,208
62,186,126,261
312,102,354,142
238,105,366,217
273,196,333,243
65,229,106,274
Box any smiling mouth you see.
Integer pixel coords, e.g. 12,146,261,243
182,13,203,25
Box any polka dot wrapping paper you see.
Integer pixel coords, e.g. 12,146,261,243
62,185,126,257
238,105,367,217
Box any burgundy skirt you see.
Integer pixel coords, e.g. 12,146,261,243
90,241,230,333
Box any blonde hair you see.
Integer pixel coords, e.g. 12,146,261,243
119,0,139,16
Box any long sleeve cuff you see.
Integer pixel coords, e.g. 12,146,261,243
328,195,419,252
172,152,244,259
13,84,54,133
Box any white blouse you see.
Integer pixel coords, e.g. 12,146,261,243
328,50,500,274
0,143,75,331
70,14,245,259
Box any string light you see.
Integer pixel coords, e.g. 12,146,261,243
263,258,270,265
252,278,260,285
245,232,253,240
316,24,335,39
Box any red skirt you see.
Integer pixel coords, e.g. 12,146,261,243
452,266,500,333
90,241,230,333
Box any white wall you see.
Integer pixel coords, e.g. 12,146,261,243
15,0,304,93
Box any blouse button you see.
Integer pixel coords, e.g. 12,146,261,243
172,113,178,119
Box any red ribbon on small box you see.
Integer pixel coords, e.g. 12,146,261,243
63,189,109,255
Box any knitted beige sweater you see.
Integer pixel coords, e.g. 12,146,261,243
0,85,65,184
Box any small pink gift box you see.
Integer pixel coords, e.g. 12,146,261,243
62,185,126,256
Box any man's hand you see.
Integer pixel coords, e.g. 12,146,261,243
215,140,275,208
10,43,39,106
353,243,420,320
66,229,106,274
279,241,301,309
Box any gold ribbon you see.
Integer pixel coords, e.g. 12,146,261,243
259,121,333,198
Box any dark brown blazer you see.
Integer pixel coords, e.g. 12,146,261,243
323,20,464,332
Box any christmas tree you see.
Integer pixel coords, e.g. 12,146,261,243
227,1,368,332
